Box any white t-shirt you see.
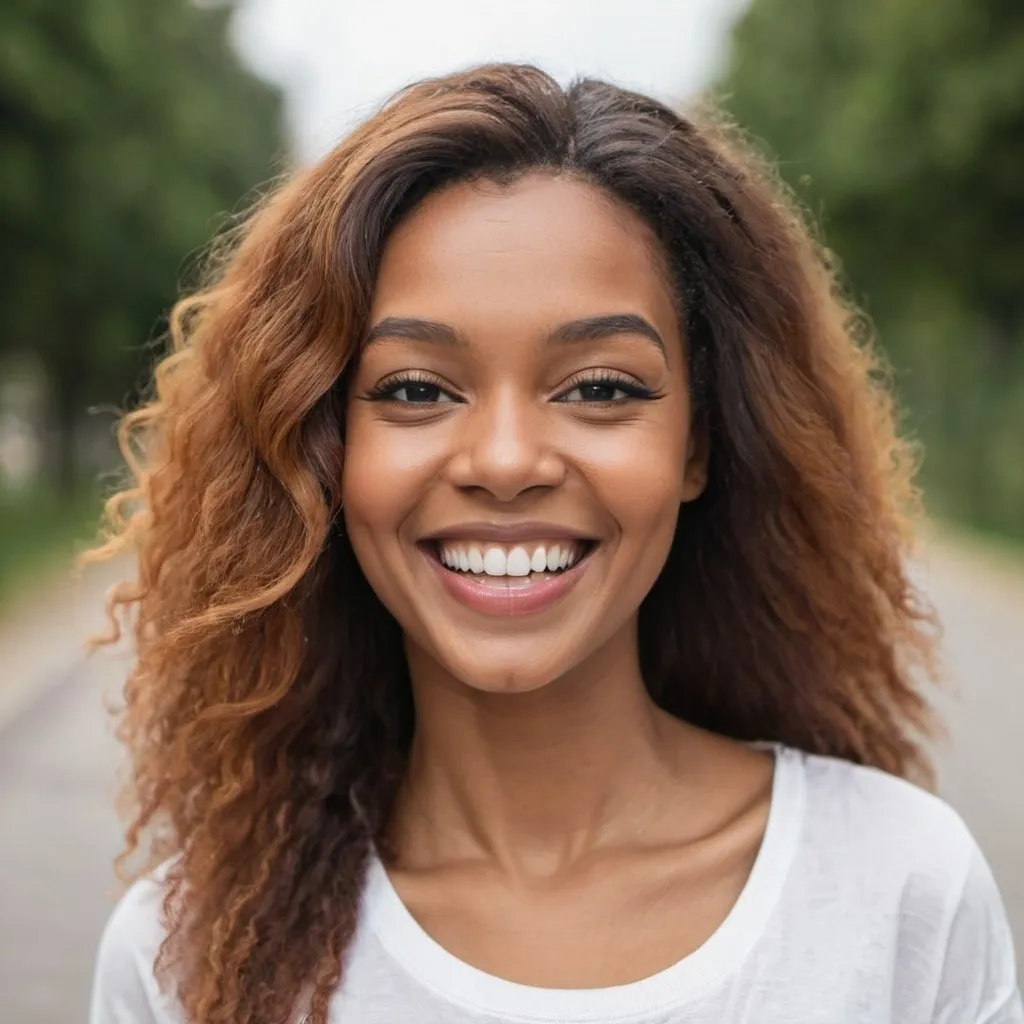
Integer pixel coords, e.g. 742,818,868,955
90,746,1023,1023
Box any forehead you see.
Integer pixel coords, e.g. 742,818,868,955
370,173,678,327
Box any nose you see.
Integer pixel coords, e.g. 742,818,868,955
445,388,566,502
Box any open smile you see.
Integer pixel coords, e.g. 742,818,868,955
419,532,599,616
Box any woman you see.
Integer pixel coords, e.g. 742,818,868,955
87,64,1021,1023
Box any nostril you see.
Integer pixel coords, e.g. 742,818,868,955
443,426,567,499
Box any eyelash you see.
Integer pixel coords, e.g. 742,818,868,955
556,369,657,403
365,370,658,405
365,370,457,404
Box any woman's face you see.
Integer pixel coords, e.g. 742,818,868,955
343,173,705,693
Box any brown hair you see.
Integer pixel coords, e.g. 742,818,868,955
84,62,940,1024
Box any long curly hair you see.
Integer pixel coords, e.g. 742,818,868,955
83,62,941,1024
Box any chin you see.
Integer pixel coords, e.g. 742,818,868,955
458,670,558,696
439,644,573,696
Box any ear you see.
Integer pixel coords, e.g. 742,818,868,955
680,418,709,503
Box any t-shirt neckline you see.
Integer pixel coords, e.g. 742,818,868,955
363,743,806,1023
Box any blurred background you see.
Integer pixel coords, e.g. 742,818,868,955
0,0,1021,1019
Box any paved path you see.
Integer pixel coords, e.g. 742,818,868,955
0,542,1021,1021
0,648,125,1022
924,538,1024,939
0,558,128,1023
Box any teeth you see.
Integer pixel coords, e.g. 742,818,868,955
437,541,588,577
506,547,531,576
483,547,507,576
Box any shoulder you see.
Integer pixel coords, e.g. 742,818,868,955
787,748,1021,1018
795,748,978,883
790,749,1015,1003
89,860,181,1024
780,747,981,938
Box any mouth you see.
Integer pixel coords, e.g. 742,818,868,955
434,538,594,580
419,535,599,615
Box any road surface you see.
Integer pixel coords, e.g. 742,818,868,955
0,541,1022,1021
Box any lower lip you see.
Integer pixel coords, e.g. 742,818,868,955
423,547,592,616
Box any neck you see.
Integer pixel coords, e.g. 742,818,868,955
389,623,685,879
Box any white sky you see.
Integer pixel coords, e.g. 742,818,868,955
231,0,749,162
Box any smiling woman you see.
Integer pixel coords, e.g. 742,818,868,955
83,64,1021,1024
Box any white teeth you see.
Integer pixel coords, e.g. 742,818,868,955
506,547,531,576
439,541,587,576
483,547,507,576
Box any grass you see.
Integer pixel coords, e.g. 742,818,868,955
929,516,1024,573
0,486,106,611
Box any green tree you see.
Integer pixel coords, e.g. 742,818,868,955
0,0,285,492
722,0,1024,534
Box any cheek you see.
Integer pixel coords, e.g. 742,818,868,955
339,419,439,626
607,442,684,517
592,439,684,617
341,416,441,532
339,421,440,611
571,418,689,533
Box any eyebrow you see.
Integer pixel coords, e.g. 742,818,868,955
547,314,665,356
363,313,666,356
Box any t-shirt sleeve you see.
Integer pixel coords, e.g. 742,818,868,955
89,874,182,1024
931,842,1024,1023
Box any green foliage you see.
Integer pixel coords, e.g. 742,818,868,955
0,0,285,489
0,486,101,607
722,0,1024,536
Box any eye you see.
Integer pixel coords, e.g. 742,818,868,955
555,374,654,404
367,375,461,404
389,382,456,404
561,382,632,403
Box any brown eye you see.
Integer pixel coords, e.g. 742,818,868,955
555,375,654,403
391,383,455,404
367,374,462,404
571,383,627,402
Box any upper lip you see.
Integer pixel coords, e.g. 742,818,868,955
420,521,599,543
